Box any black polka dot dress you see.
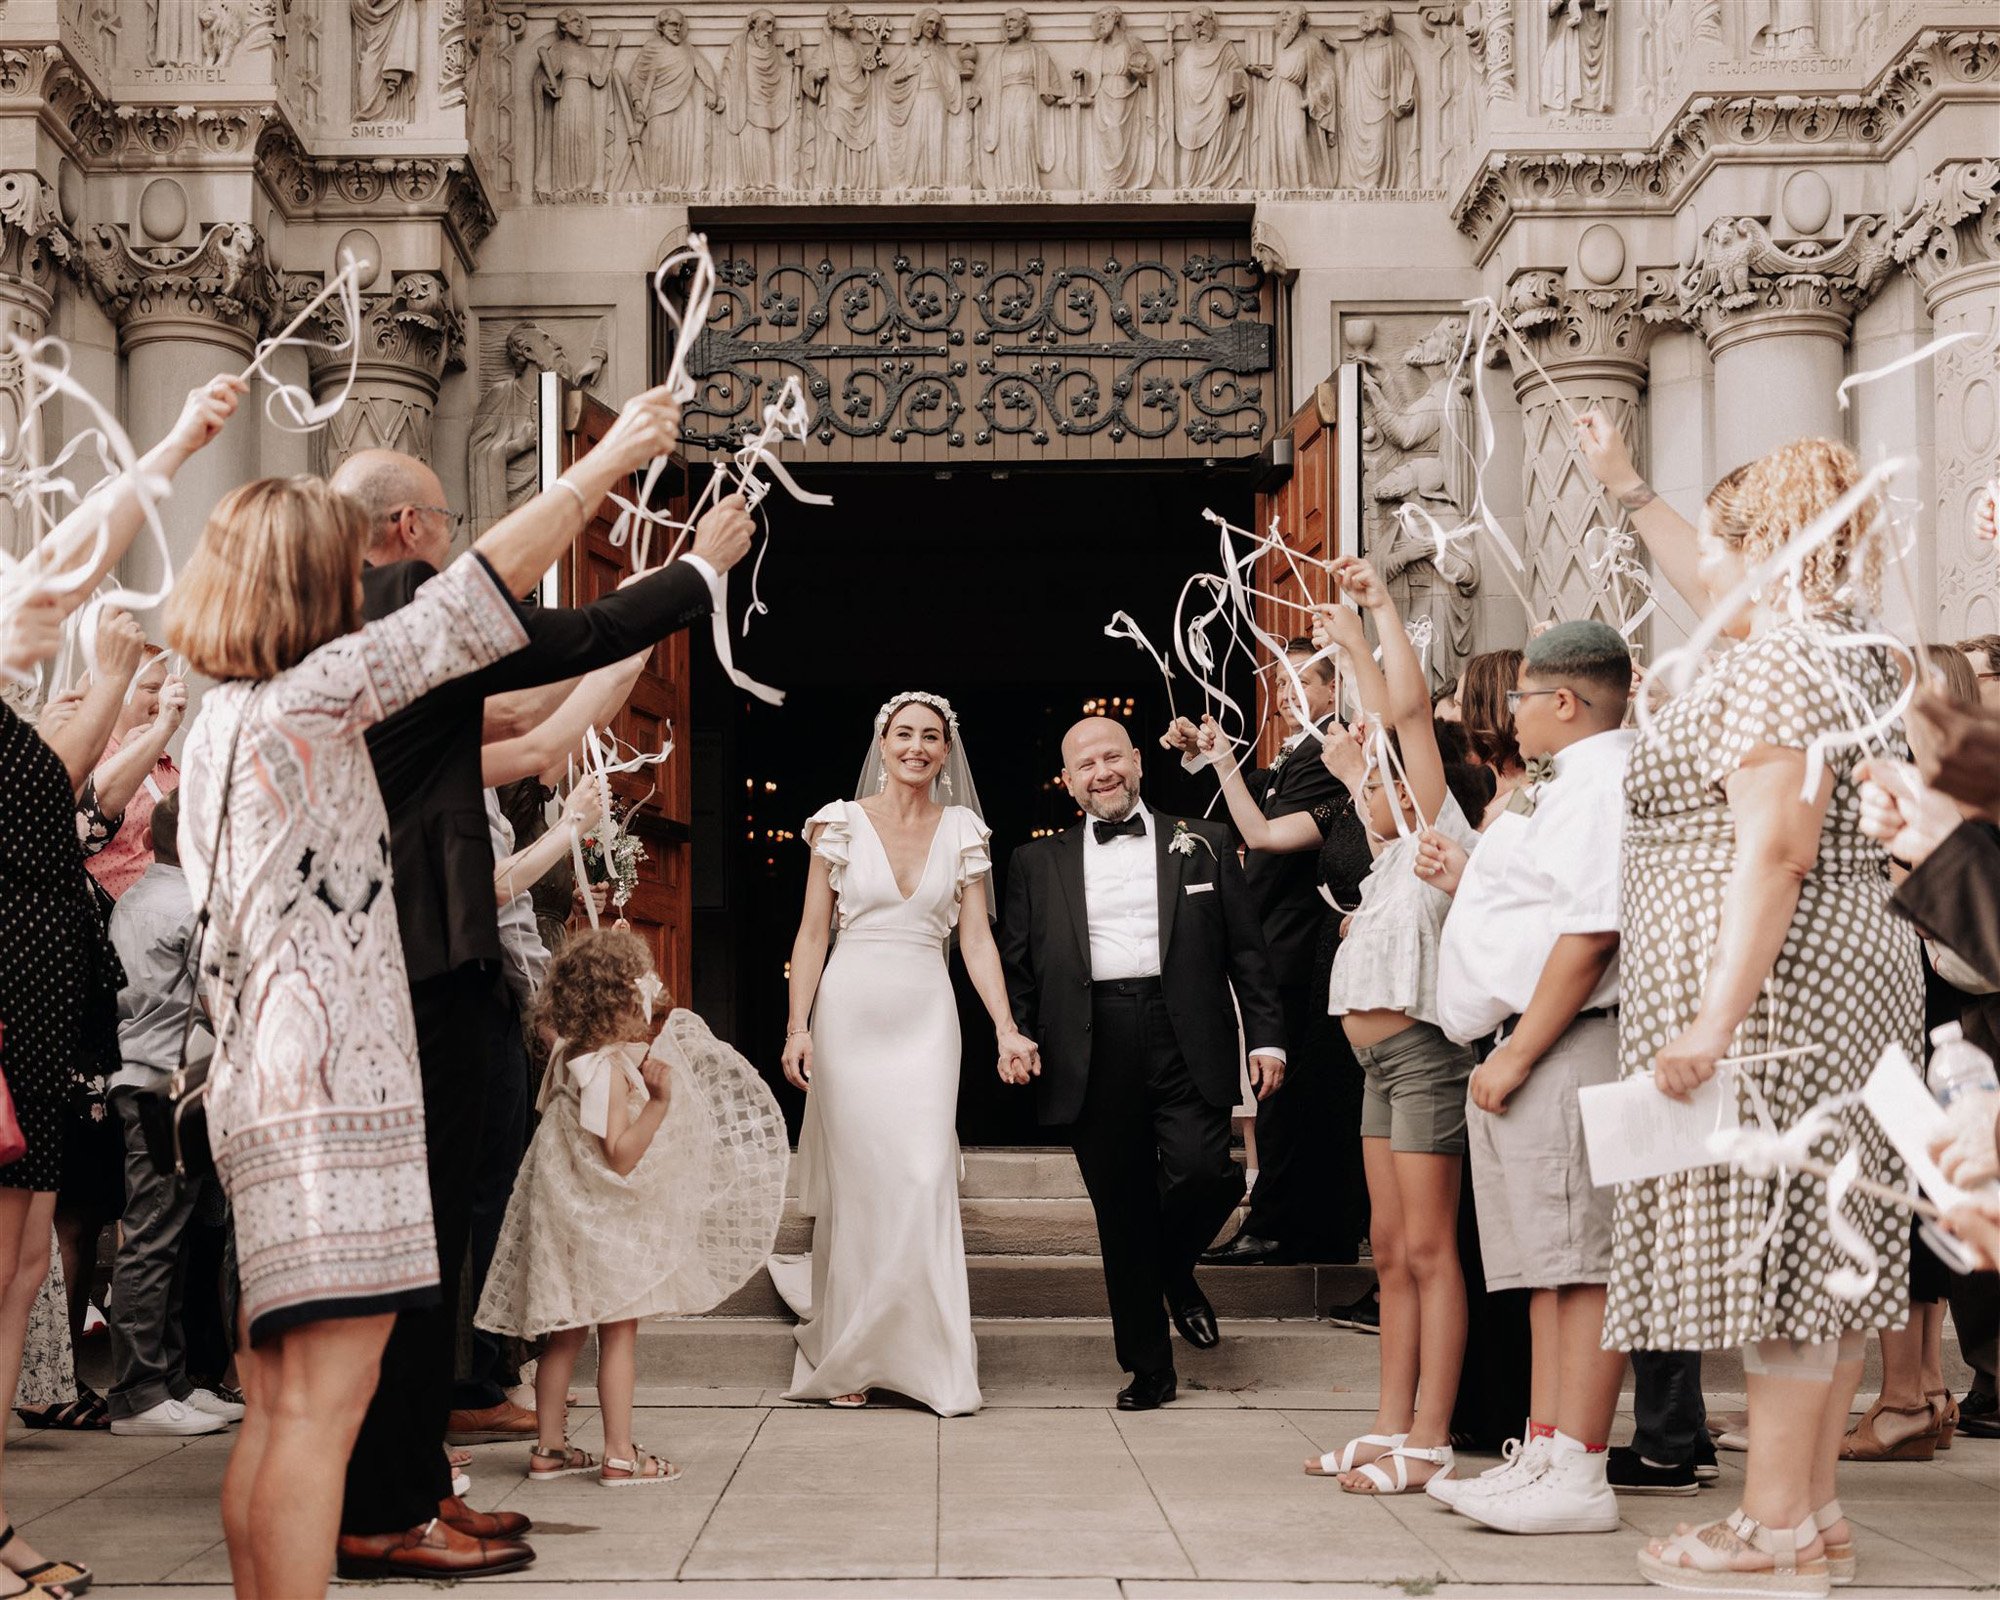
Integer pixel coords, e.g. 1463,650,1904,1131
0,705,123,1193
1605,617,1922,1352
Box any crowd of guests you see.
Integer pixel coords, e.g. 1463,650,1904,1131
0,375,776,1598
1167,434,2000,1593
0,363,1996,1600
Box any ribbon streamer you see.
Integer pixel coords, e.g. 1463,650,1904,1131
1835,328,1977,411
238,255,365,432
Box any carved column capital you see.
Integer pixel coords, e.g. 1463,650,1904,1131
80,221,274,358
1673,214,1894,356
1893,160,2000,310
1501,269,1676,400
0,172,74,314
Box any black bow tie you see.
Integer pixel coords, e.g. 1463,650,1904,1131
1093,814,1146,844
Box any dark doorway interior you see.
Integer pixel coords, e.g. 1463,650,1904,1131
690,463,1257,1145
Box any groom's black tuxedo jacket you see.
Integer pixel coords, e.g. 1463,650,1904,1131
1000,811,1286,1127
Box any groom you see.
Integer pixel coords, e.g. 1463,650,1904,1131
1001,717,1287,1409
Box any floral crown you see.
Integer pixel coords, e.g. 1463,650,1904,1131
875,690,960,737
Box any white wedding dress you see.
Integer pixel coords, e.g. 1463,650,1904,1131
767,799,988,1416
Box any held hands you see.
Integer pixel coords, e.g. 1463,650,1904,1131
1,592,63,678
996,1028,1042,1086
1468,1040,1531,1115
594,383,686,479
781,1030,813,1091
1248,1053,1285,1100
1652,1019,1733,1101
164,375,248,461
1575,408,1640,496
1857,758,1964,868
640,1052,674,1104
1413,826,1466,894
690,493,756,573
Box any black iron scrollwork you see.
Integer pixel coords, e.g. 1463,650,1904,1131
675,249,1270,454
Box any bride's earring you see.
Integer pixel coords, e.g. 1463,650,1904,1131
876,768,888,793
939,771,954,798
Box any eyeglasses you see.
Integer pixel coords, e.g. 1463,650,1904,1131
401,504,465,533
1506,687,1592,710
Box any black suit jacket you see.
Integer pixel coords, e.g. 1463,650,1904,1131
1892,820,2000,1056
1000,810,1286,1127
1239,721,1343,988
361,556,711,985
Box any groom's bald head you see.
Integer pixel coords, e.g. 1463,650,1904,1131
1062,716,1143,822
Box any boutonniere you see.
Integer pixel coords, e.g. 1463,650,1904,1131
1169,820,1217,860
1505,755,1558,817
1268,744,1293,774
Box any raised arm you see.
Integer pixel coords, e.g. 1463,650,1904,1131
1180,715,1323,854
494,781,603,905
43,608,144,792
93,676,185,815
481,653,646,788
35,377,246,613
1334,556,1446,826
469,383,684,598
1575,409,1707,617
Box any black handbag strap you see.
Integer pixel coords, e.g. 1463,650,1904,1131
173,691,255,1080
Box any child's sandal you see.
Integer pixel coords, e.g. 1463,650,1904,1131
1637,1508,1829,1594
599,1449,681,1488
1816,1498,1856,1588
527,1444,598,1481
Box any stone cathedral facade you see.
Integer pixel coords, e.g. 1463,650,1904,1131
1,0,1995,656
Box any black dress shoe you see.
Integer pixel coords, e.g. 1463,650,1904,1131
1117,1370,1178,1411
1170,1283,1220,1349
1200,1230,1294,1266
1325,1286,1379,1334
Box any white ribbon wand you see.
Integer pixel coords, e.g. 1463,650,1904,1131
237,254,365,431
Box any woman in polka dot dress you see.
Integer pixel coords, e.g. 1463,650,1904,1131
1606,440,1922,1595
0,375,244,1600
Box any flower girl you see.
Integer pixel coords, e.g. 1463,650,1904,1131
477,929,788,1487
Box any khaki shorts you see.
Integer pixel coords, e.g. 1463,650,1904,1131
1466,1013,1619,1291
1355,1022,1476,1156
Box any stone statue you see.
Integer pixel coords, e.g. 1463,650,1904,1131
881,9,975,191
804,5,883,190
467,322,605,531
351,0,420,121
970,10,1067,195
1541,0,1611,112
1075,6,1157,191
1755,0,1818,57
1343,6,1419,189
534,9,616,198
1163,7,1249,190
626,8,722,192
720,10,804,189
1248,4,1337,191
147,0,203,65
1465,0,1517,100
1355,315,1479,690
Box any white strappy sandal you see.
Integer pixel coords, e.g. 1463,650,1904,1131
1815,1499,1855,1587
1304,1430,1405,1477
598,1448,682,1488
1341,1441,1454,1496
1637,1508,1830,1596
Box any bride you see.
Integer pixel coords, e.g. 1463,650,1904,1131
769,692,1038,1415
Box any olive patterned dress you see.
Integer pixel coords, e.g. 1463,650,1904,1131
1604,617,1923,1353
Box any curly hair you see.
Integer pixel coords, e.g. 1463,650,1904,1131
1458,649,1524,772
533,928,661,1055
1705,439,1885,611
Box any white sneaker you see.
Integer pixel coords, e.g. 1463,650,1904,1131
1430,1434,1549,1510
1455,1443,1619,1534
187,1386,246,1423
109,1397,227,1437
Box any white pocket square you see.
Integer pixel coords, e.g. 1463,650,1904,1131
1183,882,1216,896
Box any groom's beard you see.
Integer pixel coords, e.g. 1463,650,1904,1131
1077,779,1139,822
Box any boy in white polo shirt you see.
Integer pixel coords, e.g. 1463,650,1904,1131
1424,620,1634,1534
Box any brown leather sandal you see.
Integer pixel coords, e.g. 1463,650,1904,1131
1928,1389,1959,1450
1839,1396,1940,1462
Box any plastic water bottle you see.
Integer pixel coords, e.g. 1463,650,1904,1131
1928,1021,2000,1107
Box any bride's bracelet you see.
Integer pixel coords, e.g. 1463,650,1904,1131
786,1026,810,1038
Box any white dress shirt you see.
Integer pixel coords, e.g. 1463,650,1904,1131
1436,727,1632,1045
1081,801,1284,1061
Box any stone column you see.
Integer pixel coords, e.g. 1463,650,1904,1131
80,221,272,593
1892,160,2000,640
1502,267,1671,624
291,269,464,474
0,173,66,560
1676,212,1892,473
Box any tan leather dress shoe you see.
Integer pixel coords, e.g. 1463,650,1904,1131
446,1400,538,1444
335,1518,534,1580
438,1494,533,1540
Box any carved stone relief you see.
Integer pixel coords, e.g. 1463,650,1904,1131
1343,308,1480,689
1535,0,1611,113
352,0,419,120
80,219,274,344
487,3,1439,201
467,315,605,527
1675,211,1894,349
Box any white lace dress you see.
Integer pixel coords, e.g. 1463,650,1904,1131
768,800,990,1416
179,552,528,1343
476,1010,788,1336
